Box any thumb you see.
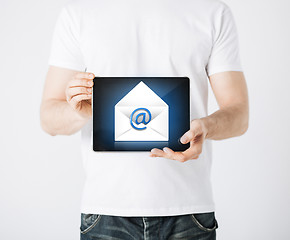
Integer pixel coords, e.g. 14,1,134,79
180,129,196,144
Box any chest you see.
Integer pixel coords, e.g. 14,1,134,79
80,3,213,70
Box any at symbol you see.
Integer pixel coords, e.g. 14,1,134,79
130,108,152,130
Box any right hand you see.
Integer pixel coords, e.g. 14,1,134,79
65,72,95,120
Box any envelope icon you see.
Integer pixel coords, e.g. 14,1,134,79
115,81,169,141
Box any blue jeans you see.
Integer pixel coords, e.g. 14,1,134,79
80,212,218,240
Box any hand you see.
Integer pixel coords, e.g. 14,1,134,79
150,119,208,162
65,72,95,120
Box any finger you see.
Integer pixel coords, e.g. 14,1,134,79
163,142,203,162
180,122,204,144
168,152,188,162
70,94,92,108
162,147,176,159
149,153,157,157
66,87,92,102
181,141,203,160
150,148,166,157
151,148,177,160
151,147,185,162
163,148,188,162
74,72,95,80
180,130,195,144
69,78,94,88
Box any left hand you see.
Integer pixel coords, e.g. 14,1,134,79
150,119,208,162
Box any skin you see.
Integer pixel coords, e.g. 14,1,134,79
150,71,249,162
40,66,249,162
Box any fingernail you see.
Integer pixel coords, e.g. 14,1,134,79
89,74,94,79
151,149,158,154
163,147,169,153
180,137,186,143
87,88,92,93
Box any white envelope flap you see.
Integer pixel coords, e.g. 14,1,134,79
115,81,168,108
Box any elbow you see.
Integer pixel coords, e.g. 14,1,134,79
43,126,57,136
240,121,249,135
40,105,57,136
238,115,249,136
237,103,249,136
40,118,57,136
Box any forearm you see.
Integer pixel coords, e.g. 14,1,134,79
40,99,89,136
201,103,249,140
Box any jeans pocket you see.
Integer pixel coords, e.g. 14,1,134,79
80,213,102,235
190,212,218,232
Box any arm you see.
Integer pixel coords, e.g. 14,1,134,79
150,71,249,162
202,71,249,140
40,66,95,136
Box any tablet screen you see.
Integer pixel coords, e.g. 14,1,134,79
92,77,190,151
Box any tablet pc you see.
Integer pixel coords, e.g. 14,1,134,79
92,77,190,151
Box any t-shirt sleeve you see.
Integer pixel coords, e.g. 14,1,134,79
206,5,243,77
48,5,86,71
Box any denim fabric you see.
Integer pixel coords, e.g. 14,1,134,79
80,212,218,240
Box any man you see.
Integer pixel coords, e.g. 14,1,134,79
40,0,248,239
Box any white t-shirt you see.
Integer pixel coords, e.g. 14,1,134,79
48,0,242,217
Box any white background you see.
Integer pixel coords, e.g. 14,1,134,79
0,0,289,239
